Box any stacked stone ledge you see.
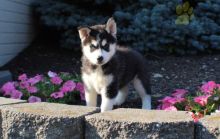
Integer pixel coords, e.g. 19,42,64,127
85,108,194,139
0,100,99,139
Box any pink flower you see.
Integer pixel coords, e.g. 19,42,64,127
48,71,57,78
28,75,43,85
1,82,16,96
76,82,85,100
50,91,64,99
19,81,29,89
159,96,184,105
27,86,38,93
158,96,185,110
160,103,172,110
217,84,220,90
172,89,188,98
50,76,63,85
28,96,41,103
10,90,23,99
194,95,211,106
201,81,217,94
60,80,76,93
163,106,178,111
18,74,27,81
189,112,204,122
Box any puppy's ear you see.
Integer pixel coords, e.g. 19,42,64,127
78,27,91,41
106,17,117,37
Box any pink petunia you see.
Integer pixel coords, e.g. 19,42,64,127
60,80,76,93
28,75,43,86
189,112,204,122
27,86,38,93
159,96,184,105
10,90,23,99
172,89,188,98
48,71,58,78
76,82,85,100
217,84,220,90
160,102,172,110
163,105,178,111
201,81,217,95
50,91,64,99
50,76,63,85
28,96,41,103
194,95,211,106
1,82,16,96
18,74,27,81
19,81,29,89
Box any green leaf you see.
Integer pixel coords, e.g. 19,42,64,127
188,7,193,15
176,4,183,15
183,1,190,12
175,14,190,25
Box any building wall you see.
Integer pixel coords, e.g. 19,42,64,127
0,0,35,67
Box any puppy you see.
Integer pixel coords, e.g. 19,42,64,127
78,17,151,112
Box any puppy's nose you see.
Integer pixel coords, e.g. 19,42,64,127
97,56,103,63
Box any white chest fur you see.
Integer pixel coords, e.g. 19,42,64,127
82,67,113,94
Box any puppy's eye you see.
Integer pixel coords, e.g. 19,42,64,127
102,44,109,51
90,44,97,49
104,44,109,48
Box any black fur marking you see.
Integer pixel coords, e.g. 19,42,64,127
89,29,116,53
99,30,116,44
89,29,99,38
106,79,118,99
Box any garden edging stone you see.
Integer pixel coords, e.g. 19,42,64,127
0,102,99,139
85,108,194,139
0,97,26,139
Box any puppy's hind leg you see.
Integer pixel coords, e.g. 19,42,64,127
114,85,128,106
133,77,151,110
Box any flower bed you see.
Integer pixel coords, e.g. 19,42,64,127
157,81,220,122
0,71,85,105
1,72,220,122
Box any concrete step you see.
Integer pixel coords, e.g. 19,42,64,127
0,102,99,139
85,108,194,139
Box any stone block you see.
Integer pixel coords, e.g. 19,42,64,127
85,109,194,139
1,102,99,139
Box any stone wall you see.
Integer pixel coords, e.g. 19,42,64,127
0,97,219,139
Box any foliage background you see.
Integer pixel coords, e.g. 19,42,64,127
33,0,220,54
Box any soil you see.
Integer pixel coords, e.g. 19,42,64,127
1,39,220,109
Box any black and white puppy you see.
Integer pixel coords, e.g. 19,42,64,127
78,18,151,112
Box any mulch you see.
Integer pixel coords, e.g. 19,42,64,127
1,39,220,109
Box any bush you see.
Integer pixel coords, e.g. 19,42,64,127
157,81,220,122
0,71,85,105
33,0,220,54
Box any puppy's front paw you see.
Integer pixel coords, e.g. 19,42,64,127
101,98,114,112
